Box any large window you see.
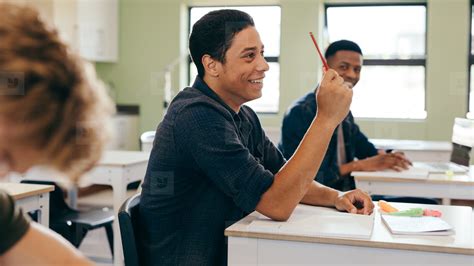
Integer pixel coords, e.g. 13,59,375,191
469,1,474,119
326,4,427,119
188,6,281,113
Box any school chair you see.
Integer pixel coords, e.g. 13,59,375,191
118,193,142,266
21,180,114,255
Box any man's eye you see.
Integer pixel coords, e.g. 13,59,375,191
245,53,255,59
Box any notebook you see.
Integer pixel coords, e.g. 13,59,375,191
381,214,455,236
248,207,375,239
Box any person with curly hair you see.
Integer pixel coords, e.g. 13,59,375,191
0,3,114,265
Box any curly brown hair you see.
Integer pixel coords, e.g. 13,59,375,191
0,3,115,181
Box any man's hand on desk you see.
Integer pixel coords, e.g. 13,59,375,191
356,152,411,172
334,189,374,215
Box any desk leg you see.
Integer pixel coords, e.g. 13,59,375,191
37,193,50,227
442,198,451,205
112,175,127,266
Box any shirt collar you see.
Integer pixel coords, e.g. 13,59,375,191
192,75,238,116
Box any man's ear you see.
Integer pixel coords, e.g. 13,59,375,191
202,55,220,78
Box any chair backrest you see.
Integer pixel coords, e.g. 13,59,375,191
140,131,155,152
118,193,142,266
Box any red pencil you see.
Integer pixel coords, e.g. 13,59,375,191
309,32,329,72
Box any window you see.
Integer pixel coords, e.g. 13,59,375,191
469,1,474,119
326,4,427,119
188,6,281,113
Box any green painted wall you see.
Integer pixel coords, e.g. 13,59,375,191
96,0,471,142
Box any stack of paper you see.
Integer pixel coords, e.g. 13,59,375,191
381,214,455,236
248,210,375,239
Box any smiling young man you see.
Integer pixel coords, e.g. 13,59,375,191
279,40,411,192
139,11,374,266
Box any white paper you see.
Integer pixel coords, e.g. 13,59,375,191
381,215,455,236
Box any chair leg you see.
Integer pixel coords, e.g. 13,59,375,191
105,223,114,257
70,224,87,248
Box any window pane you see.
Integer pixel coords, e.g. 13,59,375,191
190,6,281,57
471,6,474,55
351,66,426,119
245,62,280,113
327,6,426,59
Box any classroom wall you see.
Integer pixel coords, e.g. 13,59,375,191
96,0,471,142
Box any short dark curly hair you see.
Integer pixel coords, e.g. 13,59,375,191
324,40,363,59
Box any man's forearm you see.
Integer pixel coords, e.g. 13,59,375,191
300,181,340,207
339,160,362,176
256,115,337,220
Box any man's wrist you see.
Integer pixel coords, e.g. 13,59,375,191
352,160,362,172
313,114,339,131
333,190,346,206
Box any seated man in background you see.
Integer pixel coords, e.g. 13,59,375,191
279,40,411,192
0,3,114,265
140,10,374,266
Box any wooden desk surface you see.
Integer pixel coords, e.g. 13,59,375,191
0,182,54,200
225,203,474,255
99,150,150,166
370,139,452,151
354,166,474,186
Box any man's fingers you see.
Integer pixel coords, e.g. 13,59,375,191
320,69,338,85
340,197,357,214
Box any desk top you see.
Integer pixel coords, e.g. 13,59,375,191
354,166,474,186
225,203,474,255
0,182,54,200
370,139,452,151
99,150,150,166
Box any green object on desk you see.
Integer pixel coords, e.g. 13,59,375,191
387,208,424,217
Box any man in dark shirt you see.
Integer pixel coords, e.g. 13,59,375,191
279,40,411,191
140,10,374,266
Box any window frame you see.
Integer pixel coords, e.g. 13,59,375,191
187,5,281,114
324,2,428,120
468,0,474,118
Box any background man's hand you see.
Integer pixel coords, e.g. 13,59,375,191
316,69,353,127
334,189,374,215
359,152,411,171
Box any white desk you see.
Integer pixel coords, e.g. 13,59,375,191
354,166,474,205
0,183,54,227
8,150,150,266
370,139,452,162
225,203,474,266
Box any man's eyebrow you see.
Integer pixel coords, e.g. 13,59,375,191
240,45,264,53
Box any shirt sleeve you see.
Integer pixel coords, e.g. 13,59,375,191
262,133,286,174
174,105,275,213
0,190,30,255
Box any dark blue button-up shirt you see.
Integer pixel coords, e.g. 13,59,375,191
278,91,377,191
139,76,286,266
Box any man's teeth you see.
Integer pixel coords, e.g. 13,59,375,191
250,79,263,83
